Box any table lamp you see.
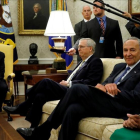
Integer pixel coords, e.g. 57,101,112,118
44,11,75,70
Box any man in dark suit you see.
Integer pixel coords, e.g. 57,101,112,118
69,0,123,58
74,5,92,63
3,38,103,128
24,3,47,29
123,12,140,39
16,37,140,140
0,52,8,112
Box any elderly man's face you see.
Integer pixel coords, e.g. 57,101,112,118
78,40,92,60
82,6,92,20
123,40,140,66
33,5,39,13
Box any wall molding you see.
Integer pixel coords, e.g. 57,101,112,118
17,58,77,65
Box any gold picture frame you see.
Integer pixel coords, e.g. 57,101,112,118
128,0,140,16
18,0,49,35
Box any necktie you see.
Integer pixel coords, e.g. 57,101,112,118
67,61,85,82
99,18,105,35
114,67,130,84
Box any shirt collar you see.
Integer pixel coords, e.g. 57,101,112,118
126,60,140,70
84,18,91,22
83,54,93,62
96,15,106,22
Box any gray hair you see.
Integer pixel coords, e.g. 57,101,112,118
79,38,96,52
33,3,42,10
124,37,140,49
81,5,91,12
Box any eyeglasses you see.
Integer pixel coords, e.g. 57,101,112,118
78,45,87,49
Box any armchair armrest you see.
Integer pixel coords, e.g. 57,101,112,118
7,73,15,92
7,73,15,81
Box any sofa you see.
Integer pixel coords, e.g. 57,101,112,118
40,58,125,140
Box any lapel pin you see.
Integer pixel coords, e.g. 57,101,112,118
134,71,136,73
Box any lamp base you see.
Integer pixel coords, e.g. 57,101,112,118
53,57,66,70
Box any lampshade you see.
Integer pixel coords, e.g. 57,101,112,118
44,11,75,36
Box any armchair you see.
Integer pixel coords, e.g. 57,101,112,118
0,44,15,121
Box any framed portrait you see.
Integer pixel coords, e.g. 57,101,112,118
18,0,49,35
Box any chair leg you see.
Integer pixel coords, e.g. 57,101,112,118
7,113,13,121
4,95,14,121
11,94,14,107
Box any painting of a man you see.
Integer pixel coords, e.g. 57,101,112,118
24,0,49,30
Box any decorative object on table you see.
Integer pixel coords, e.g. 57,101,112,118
46,68,57,74
28,43,39,64
44,10,75,70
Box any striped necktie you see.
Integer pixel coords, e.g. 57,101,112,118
114,67,130,84
99,18,105,35
67,61,85,82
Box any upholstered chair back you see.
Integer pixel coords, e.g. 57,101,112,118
100,58,125,83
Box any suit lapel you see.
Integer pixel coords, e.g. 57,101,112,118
72,55,94,79
94,18,102,34
112,64,126,81
120,62,140,84
104,17,110,36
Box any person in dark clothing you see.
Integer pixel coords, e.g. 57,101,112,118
123,12,140,39
69,0,123,59
0,51,8,112
3,38,103,128
14,37,140,140
24,3,47,29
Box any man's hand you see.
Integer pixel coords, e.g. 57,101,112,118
116,56,122,59
123,114,140,129
95,83,121,96
123,12,132,18
95,84,106,92
59,80,69,87
105,83,121,96
68,48,76,56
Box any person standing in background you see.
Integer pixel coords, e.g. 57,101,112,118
69,0,123,59
73,5,92,63
123,12,140,39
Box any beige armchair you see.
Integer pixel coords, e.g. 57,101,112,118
0,44,15,121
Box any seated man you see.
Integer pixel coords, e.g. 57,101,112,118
110,114,140,140
3,38,103,128
0,51,8,112
15,37,140,140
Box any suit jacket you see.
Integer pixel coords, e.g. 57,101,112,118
24,11,47,29
0,51,5,80
125,21,140,39
73,17,123,58
74,20,86,62
74,20,86,43
69,55,103,86
102,62,140,108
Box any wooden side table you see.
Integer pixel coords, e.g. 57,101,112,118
0,115,24,140
14,64,52,97
22,70,68,100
